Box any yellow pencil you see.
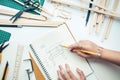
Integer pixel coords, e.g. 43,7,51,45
61,45,97,55
0,53,2,63
2,61,9,80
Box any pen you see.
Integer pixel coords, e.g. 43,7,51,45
0,24,22,28
85,0,93,26
61,45,97,55
2,61,9,80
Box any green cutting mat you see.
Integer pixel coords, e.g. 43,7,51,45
0,0,45,14
0,30,11,44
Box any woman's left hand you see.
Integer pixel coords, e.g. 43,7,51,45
57,64,86,80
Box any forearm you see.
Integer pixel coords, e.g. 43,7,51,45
100,48,120,66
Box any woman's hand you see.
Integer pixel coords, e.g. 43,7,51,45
57,64,86,80
69,40,102,58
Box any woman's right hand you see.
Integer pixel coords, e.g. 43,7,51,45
69,40,102,58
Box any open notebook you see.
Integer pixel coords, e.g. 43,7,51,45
29,23,93,80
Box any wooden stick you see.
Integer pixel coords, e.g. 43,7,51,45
0,7,47,21
89,0,100,34
79,0,84,11
96,0,105,24
30,0,54,16
96,0,108,33
0,19,64,27
105,0,119,39
82,0,116,14
101,0,119,41
51,0,120,19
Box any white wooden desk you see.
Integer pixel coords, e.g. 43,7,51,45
0,0,120,80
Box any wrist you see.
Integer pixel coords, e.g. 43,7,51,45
96,46,104,58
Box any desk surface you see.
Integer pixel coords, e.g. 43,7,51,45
0,0,120,80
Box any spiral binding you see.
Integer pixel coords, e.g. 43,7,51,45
29,44,52,80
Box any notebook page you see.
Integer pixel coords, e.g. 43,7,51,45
30,24,93,80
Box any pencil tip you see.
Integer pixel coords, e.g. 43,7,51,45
6,61,9,66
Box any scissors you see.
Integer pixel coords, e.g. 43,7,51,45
0,42,9,63
10,0,40,23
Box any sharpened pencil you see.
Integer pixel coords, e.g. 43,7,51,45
61,45,98,55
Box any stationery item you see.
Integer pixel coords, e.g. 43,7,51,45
29,52,45,80
0,30,11,44
29,23,93,80
61,45,101,57
14,0,54,16
0,19,64,27
2,61,9,80
51,0,120,19
0,5,47,21
14,0,40,15
0,24,22,28
10,0,40,23
85,0,93,26
24,59,34,80
12,45,24,80
0,42,9,63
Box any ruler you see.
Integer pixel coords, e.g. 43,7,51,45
12,45,24,80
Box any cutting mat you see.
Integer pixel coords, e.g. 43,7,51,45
0,0,45,14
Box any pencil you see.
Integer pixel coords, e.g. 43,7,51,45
0,53,2,63
2,61,9,80
61,45,97,55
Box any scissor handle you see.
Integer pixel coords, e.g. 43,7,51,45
23,0,40,11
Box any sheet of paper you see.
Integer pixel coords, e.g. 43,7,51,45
30,24,93,80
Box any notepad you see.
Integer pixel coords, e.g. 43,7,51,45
29,23,93,80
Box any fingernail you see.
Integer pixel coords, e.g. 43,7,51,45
76,68,81,72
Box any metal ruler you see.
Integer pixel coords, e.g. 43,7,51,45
12,45,24,80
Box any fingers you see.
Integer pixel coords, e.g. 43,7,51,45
72,49,91,58
70,40,89,49
59,65,71,80
69,40,98,58
57,64,86,80
57,70,63,80
76,68,86,80
65,64,77,80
